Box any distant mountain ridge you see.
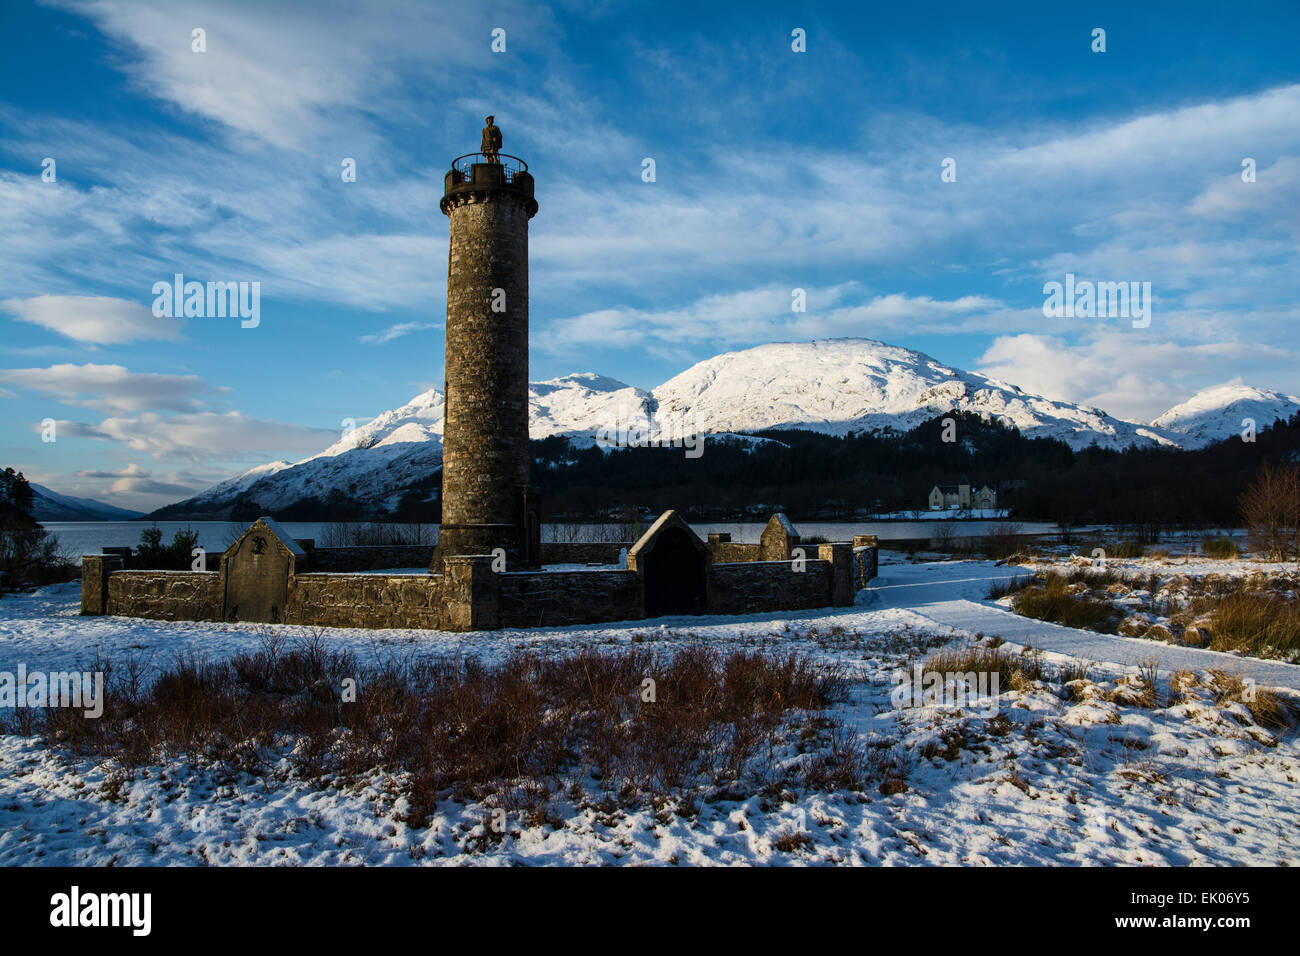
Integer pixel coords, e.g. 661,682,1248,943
29,483,144,522
150,338,1299,520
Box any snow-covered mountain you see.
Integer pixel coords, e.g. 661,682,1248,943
653,340,1174,450
29,483,144,521
1150,384,1300,449
156,374,656,518
161,388,448,518
155,338,1295,519
529,373,655,442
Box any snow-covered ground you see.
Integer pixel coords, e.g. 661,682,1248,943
992,550,1300,665
878,558,1300,688
1,557,1297,866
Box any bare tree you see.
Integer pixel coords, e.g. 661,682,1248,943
1240,463,1300,560
318,522,436,547
933,521,958,554
0,521,69,589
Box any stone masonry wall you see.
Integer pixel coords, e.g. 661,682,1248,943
85,532,872,631
106,571,223,621
286,574,444,629
497,569,644,628
709,541,762,563
853,548,879,589
852,536,879,588
707,560,834,615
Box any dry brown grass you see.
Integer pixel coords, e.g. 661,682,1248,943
15,636,873,822
1107,660,1160,709
921,643,1044,694
1204,669,1296,731
1060,659,1096,685
771,828,815,852
878,777,908,796
1200,535,1240,559
1169,669,1200,705
1206,592,1300,662
1009,573,1123,633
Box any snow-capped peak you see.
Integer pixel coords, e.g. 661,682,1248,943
652,338,1168,450
1151,383,1300,448
312,387,447,461
528,373,654,440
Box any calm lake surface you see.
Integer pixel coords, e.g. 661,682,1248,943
45,518,1063,561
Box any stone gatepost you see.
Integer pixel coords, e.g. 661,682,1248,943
818,543,855,607
442,555,501,631
853,534,879,586
760,513,799,561
80,553,122,615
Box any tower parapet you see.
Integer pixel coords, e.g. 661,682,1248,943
441,153,537,215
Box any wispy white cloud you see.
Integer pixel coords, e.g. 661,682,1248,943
43,410,334,464
6,21,1297,347
976,330,1300,422
359,321,441,345
26,461,223,511
3,294,183,344
48,0,557,149
0,362,219,412
4,361,330,475
543,284,1027,352
75,462,199,497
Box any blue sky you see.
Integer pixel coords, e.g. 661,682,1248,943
1,0,1298,511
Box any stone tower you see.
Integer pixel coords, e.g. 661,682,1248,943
432,125,541,570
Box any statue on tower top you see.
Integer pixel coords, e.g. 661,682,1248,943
481,116,502,164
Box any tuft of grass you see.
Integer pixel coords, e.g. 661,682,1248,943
1010,574,1122,633
799,725,872,791
920,643,1042,695
1105,540,1145,559
878,777,908,796
771,828,815,853
1200,536,1240,559
1207,592,1300,662
1169,669,1200,705
1060,566,1126,587
1136,659,1161,708
985,576,1029,600
1205,669,1296,731
1060,659,1096,685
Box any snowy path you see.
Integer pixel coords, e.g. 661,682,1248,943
866,560,1300,692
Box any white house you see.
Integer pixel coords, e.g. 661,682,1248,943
928,483,997,511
